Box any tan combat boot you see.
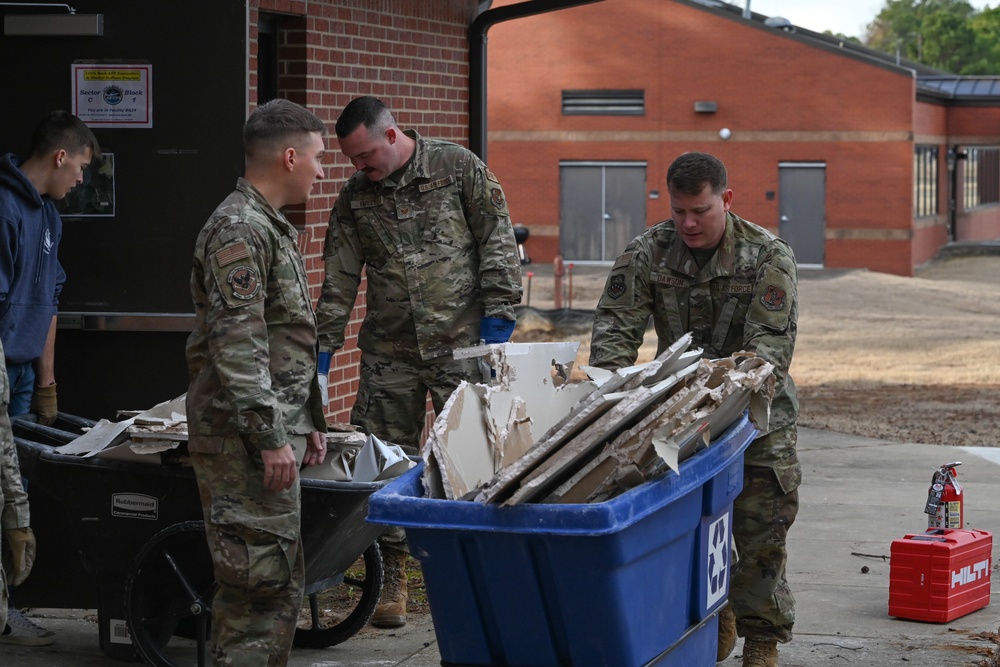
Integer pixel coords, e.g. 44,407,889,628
716,604,737,661
741,636,778,667
371,547,408,628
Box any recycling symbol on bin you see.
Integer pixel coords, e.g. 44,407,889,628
706,512,730,608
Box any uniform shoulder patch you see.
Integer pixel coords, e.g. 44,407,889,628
226,265,261,301
606,273,627,300
760,284,787,311
491,187,506,209
748,264,794,331
214,241,250,268
485,168,500,183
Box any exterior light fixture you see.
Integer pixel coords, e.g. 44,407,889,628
2,3,103,36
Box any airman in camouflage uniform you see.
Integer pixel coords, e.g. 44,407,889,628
316,96,522,628
0,340,33,631
590,153,799,667
186,99,328,666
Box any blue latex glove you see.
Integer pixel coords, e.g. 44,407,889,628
480,317,516,344
317,351,332,407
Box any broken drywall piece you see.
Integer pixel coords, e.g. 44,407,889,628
502,366,697,506
651,420,711,474
426,382,493,500
425,342,599,500
61,418,133,456
476,390,625,504
353,434,413,483
476,345,696,505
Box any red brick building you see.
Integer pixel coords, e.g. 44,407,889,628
484,0,1000,277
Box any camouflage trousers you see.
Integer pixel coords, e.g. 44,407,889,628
730,424,801,643
190,437,305,666
0,350,11,630
352,351,480,550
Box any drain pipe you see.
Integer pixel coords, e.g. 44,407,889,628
469,0,607,161
743,0,751,19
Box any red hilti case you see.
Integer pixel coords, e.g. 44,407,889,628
889,528,992,622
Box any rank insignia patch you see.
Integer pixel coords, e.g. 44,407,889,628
761,284,786,311
606,273,627,300
227,265,260,300
490,187,506,209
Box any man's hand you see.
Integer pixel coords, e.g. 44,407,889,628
480,317,516,344
302,431,327,467
261,444,298,492
31,383,58,425
4,527,36,586
317,351,331,407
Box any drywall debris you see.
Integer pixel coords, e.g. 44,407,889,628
423,335,776,505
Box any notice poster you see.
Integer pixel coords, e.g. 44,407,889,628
72,64,152,128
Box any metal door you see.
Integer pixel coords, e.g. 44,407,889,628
778,163,826,266
560,162,646,263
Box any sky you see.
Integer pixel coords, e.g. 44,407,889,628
728,0,993,39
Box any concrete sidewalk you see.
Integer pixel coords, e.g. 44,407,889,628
2,427,998,666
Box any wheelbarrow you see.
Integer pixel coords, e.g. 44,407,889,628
11,414,388,666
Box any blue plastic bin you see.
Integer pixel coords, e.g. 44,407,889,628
368,412,757,667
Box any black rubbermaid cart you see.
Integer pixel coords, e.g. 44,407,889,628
12,415,387,666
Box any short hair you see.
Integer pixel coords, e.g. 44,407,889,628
666,152,728,196
244,99,327,158
334,96,395,139
28,111,101,160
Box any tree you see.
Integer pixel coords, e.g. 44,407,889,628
864,0,1000,74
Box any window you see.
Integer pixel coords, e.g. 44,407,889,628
963,147,1000,210
562,90,644,116
913,145,939,218
257,15,279,105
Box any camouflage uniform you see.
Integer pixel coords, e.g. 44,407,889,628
0,340,30,629
590,211,800,643
186,178,326,666
317,129,522,450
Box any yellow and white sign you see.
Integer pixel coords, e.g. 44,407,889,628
72,64,152,128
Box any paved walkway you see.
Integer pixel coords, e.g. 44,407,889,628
2,427,998,666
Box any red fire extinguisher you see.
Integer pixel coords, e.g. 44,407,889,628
924,462,963,529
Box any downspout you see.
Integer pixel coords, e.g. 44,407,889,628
469,0,607,161
947,145,968,242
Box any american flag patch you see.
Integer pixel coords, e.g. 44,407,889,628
215,242,250,267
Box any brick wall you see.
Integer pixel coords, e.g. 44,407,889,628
250,0,473,422
485,0,1000,277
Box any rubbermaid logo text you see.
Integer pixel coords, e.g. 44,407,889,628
112,493,158,520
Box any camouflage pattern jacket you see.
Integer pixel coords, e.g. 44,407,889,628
317,130,522,361
186,179,326,454
590,211,798,440
0,339,29,530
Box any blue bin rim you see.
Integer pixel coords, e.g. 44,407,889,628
367,412,757,536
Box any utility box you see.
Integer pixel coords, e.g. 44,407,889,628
889,528,992,623
368,414,757,667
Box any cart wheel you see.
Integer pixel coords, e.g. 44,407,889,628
293,542,383,648
126,520,214,667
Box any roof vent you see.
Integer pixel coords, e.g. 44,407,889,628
763,16,795,32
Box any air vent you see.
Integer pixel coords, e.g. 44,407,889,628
562,89,645,116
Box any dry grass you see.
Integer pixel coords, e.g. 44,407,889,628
514,255,1000,446
793,259,1000,386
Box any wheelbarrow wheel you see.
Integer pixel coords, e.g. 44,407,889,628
293,542,383,648
126,520,214,667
